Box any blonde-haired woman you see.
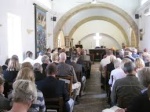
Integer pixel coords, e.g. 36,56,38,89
3,58,20,97
9,80,37,112
15,67,46,112
134,58,145,72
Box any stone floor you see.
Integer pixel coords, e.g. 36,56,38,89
74,63,109,112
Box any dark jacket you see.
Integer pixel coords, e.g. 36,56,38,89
57,62,78,83
111,74,143,108
36,76,69,102
34,71,45,82
0,94,10,110
42,63,48,77
2,65,7,71
69,62,83,82
127,90,150,112
3,70,18,83
3,70,18,97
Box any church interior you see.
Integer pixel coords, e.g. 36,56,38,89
0,0,150,112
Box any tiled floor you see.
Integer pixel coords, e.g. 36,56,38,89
74,63,109,112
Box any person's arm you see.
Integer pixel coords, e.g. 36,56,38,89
62,82,70,102
111,80,118,106
38,91,46,112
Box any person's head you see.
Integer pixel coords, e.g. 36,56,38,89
41,55,50,64
0,76,5,94
144,48,147,52
16,67,35,82
33,63,43,73
59,52,67,62
46,63,57,76
132,48,137,54
26,51,33,58
124,51,132,56
21,62,33,69
11,55,19,62
106,49,113,56
114,59,122,69
7,58,20,71
38,51,44,57
51,53,59,62
47,48,51,53
134,58,145,70
123,61,136,74
121,58,131,69
12,80,37,109
5,58,10,66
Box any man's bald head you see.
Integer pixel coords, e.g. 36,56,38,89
59,52,66,62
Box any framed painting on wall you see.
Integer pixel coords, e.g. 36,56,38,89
34,4,47,58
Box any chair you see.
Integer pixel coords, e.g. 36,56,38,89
56,75,73,96
45,97,63,112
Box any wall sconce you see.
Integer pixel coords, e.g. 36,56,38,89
27,29,34,34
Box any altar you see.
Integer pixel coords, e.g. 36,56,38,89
89,49,106,62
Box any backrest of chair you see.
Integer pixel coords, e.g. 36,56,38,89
56,75,73,96
45,97,63,112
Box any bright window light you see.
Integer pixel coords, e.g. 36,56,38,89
141,0,149,5
7,13,23,62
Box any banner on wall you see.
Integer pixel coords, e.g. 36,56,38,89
34,4,47,58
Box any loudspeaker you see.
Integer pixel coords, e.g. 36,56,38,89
51,16,56,21
135,14,139,19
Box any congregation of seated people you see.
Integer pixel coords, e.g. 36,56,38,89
0,47,91,112
100,48,150,112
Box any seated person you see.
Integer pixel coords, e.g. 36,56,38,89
15,67,46,112
9,80,37,112
70,56,86,96
0,76,10,111
111,61,143,108
33,63,45,82
57,52,81,103
37,63,74,112
3,58,20,97
51,52,59,65
41,55,50,77
115,67,150,112
21,62,33,69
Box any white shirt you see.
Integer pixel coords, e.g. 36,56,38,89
23,57,34,65
34,56,43,64
109,67,126,91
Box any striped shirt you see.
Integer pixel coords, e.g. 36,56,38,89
29,89,46,112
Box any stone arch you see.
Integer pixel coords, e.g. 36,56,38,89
53,2,138,48
69,16,129,46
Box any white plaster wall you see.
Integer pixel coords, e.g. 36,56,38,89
0,0,53,65
137,1,150,51
63,9,130,38
81,34,121,49
53,0,140,25
72,20,126,47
